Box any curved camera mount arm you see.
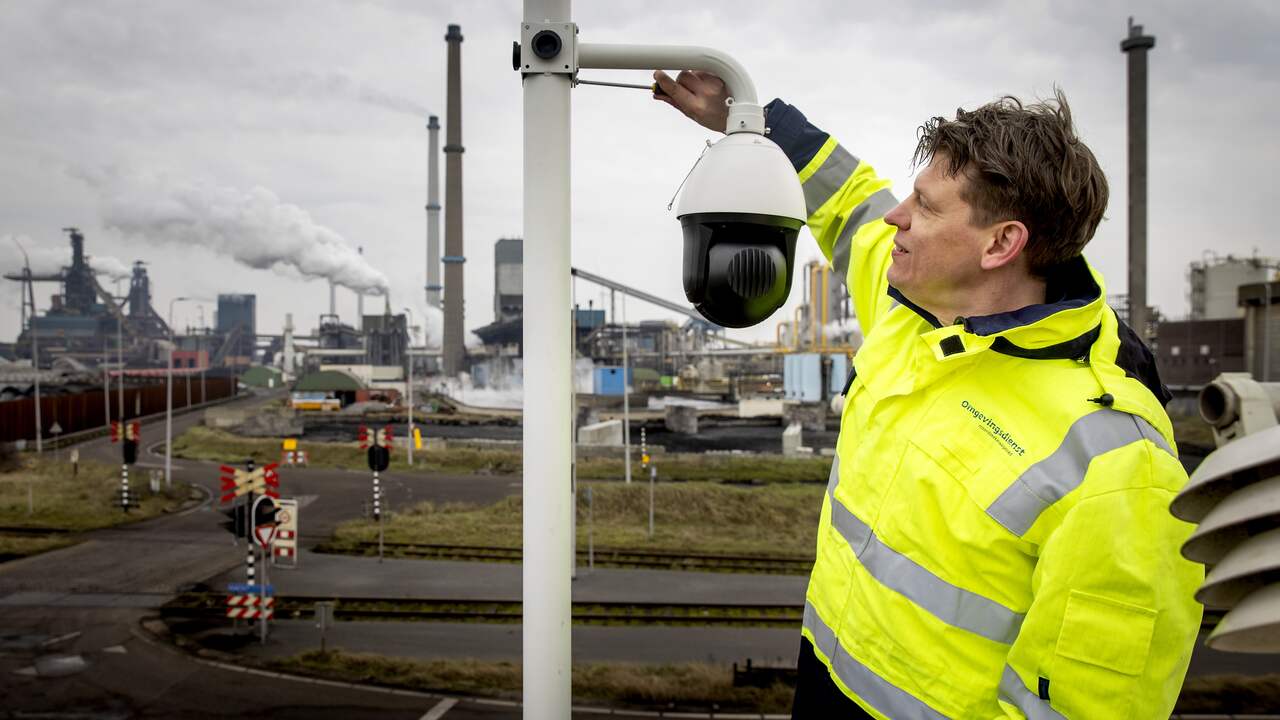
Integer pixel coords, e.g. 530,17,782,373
577,43,764,135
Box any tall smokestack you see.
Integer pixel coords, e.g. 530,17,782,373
442,23,466,375
357,246,365,329
329,280,336,317
427,116,442,309
1122,17,1155,339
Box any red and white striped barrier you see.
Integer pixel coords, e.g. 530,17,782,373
226,594,275,619
227,594,275,607
274,529,297,558
226,606,275,620
281,450,309,466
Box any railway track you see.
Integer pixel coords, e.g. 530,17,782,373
161,592,804,628
322,540,814,575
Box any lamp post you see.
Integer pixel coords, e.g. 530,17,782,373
518,5,768,712
11,238,41,453
622,295,631,484
403,307,415,466
166,296,191,487
117,300,124,420
197,304,207,402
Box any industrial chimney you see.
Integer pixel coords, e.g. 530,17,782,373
1121,17,1155,339
356,246,365,330
443,23,466,375
426,116,442,309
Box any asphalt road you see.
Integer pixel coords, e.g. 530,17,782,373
0,391,591,720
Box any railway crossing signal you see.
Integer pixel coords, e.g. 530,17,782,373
359,425,393,473
358,426,392,561
358,425,394,449
252,495,280,547
113,421,141,465
218,463,280,503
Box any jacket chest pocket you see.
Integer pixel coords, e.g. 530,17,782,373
905,417,1025,523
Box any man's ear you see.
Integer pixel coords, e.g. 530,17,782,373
981,220,1029,271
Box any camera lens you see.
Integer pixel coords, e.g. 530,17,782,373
531,30,561,59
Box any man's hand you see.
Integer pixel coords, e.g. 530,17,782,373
652,70,729,133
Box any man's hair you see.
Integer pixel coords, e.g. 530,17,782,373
911,88,1108,275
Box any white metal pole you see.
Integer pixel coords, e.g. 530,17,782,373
32,299,42,454
117,314,124,419
103,345,111,427
166,304,175,488
571,283,577,580
622,296,631,484
166,296,188,488
522,0,573,713
404,308,415,466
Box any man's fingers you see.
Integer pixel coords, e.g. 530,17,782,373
652,69,699,109
690,70,725,91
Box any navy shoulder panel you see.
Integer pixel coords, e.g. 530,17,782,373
1114,318,1173,407
765,99,830,172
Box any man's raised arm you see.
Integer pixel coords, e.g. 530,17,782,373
653,71,901,332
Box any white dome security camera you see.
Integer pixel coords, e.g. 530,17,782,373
676,130,806,328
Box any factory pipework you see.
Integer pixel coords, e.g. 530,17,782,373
442,23,466,375
426,115,442,309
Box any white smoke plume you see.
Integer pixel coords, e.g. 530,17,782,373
80,168,389,294
0,233,130,282
88,254,131,282
259,71,431,119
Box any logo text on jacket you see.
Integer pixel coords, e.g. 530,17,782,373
960,400,1026,457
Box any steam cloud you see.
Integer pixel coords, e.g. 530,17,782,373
0,234,131,282
80,168,389,294
261,71,431,118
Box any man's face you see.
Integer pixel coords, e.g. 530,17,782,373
883,156,990,314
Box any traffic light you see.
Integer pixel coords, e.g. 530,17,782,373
110,421,120,442
219,503,250,539
367,445,390,473
358,425,370,449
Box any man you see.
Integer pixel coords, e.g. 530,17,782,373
654,70,1203,719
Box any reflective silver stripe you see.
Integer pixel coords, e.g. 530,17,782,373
998,665,1066,720
804,601,950,720
831,188,898,281
826,457,1024,644
802,144,860,216
986,409,1175,536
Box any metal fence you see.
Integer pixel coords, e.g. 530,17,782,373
0,376,237,443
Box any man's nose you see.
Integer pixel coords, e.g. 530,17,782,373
884,201,909,230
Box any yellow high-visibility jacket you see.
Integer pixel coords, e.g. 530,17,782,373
765,100,1203,718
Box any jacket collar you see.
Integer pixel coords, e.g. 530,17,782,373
888,256,1105,363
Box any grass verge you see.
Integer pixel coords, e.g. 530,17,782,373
172,426,831,483
0,453,193,559
267,650,794,713
327,480,822,560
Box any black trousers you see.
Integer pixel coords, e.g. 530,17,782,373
791,637,876,719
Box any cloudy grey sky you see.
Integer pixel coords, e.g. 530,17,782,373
2,0,1277,347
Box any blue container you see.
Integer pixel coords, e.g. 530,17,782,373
593,366,632,396
784,353,850,402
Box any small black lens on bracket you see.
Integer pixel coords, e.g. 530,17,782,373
531,30,561,59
